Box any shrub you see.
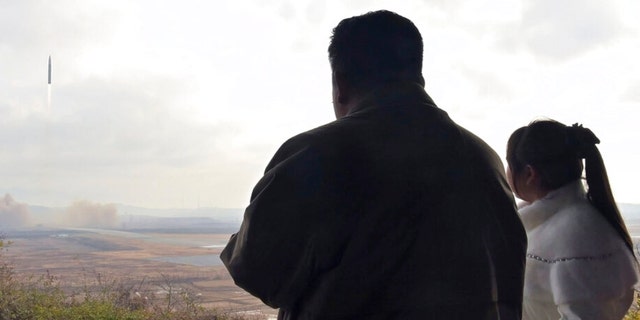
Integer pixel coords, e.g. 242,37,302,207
625,291,640,320
1,234,263,320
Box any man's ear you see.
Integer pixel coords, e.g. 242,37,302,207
333,71,350,104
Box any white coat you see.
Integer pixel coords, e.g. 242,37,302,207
519,180,638,320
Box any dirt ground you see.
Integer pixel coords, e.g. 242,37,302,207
2,228,277,318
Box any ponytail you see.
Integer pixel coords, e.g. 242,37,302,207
568,124,635,258
507,120,635,258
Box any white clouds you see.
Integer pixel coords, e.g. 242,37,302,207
622,82,640,103
0,1,124,87
0,70,237,207
1,75,204,165
501,0,626,62
0,0,639,207
0,1,119,52
408,0,640,206
3,0,325,208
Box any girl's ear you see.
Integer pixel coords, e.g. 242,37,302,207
524,165,539,187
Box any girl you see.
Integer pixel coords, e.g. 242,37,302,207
506,119,638,319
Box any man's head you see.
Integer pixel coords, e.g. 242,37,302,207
329,10,424,118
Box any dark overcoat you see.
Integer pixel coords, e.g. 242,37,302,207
221,83,527,319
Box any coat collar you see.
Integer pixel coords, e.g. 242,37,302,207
347,82,438,116
519,179,587,232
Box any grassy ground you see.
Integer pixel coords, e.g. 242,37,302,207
3,234,639,319
1,229,275,317
0,235,264,320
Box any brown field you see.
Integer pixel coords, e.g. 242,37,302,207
2,228,277,319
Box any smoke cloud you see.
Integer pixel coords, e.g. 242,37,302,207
0,194,30,228
64,201,119,228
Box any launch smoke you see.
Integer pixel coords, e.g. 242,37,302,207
0,194,30,228
64,201,119,228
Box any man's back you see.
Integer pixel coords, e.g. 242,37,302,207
221,83,526,319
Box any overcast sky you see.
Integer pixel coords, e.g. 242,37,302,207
1,0,639,209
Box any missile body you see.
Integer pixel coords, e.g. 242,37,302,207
48,55,51,84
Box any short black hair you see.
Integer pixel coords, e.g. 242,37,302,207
328,10,424,91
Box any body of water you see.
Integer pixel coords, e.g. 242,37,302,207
149,255,224,267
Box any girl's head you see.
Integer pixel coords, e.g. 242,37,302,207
506,119,598,201
507,119,634,257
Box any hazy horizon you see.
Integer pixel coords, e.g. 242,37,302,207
3,193,640,231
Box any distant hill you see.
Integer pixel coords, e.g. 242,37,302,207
116,215,240,233
23,204,243,232
24,202,640,230
28,204,242,220
115,204,243,221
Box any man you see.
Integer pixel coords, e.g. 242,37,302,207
221,10,526,319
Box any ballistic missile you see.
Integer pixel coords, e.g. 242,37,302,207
48,55,51,84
